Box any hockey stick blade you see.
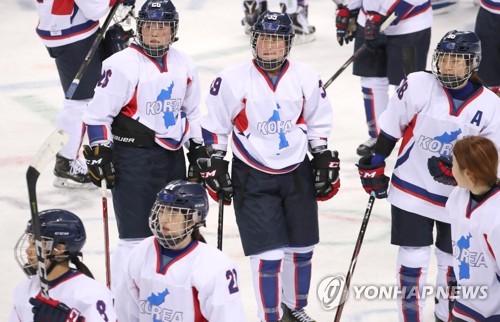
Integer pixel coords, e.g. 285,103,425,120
26,130,68,299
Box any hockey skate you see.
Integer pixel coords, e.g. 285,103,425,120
289,5,316,45
356,137,377,157
53,154,95,189
281,303,316,322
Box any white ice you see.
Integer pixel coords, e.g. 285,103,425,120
0,0,479,320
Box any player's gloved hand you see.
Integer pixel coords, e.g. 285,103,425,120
110,0,135,6
427,155,457,186
357,155,390,199
83,144,115,189
335,4,359,46
30,295,85,322
187,140,209,183
198,156,233,205
311,150,341,201
364,11,387,51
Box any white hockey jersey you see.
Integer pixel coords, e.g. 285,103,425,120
36,0,110,47
347,0,432,35
447,186,500,321
202,60,333,174
480,0,500,14
83,44,202,150
379,72,500,223
9,270,116,322
115,238,245,322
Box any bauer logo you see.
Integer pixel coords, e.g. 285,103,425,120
316,274,347,310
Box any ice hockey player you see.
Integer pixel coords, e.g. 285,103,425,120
199,11,340,322
9,209,116,321
82,0,206,292
446,136,500,321
335,0,431,156
35,0,134,188
357,30,500,321
115,180,246,321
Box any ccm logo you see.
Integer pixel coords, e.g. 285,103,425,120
200,170,216,178
359,172,376,178
329,161,339,168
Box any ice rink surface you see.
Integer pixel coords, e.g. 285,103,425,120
0,0,480,320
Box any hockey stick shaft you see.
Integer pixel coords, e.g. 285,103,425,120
217,197,224,251
101,180,111,289
26,130,68,299
324,12,397,89
333,193,376,322
65,2,120,99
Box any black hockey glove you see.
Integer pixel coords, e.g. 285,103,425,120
428,155,457,186
187,140,209,183
198,156,233,205
30,295,85,322
357,156,390,199
364,11,387,51
311,150,341,201
83,144,115,189
335,4,359,46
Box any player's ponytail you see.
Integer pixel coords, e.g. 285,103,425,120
71,255,95,279
191,227,206,244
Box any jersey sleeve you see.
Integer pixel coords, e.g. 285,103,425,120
302,75,333,143
347,0,362,10
195,259,246,321
182,61,203,141
75,0,111,21
378,74,421,140
83,54,138,144
202,73,243,151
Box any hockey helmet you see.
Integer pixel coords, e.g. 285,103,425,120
251,11,295,71
15,209,86,277
137,0,179,57
149,180,208,248
431,30,481,89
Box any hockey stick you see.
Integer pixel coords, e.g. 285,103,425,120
324,12,397,89
217,197,224,250
101,180,111,289
333,193,376,322
65,2,121,99
26,130,69,299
